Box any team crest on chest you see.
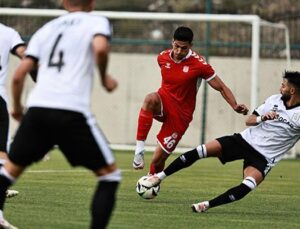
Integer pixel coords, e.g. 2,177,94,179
183,66,189,73
291,113,300,123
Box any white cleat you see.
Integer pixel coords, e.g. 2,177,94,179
191,201,209,213
6,190,19,198
132,151,145,170
140,175,161,188
0,218,18,229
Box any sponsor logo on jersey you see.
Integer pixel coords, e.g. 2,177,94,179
271,105,279,120
277,115,294,128
165,62,171,68
183,66,189,72
272,105,278,112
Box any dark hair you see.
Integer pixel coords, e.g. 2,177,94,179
68,0,93,6
173,26,193,43
283,71,300,89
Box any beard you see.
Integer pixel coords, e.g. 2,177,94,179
281,93,291,102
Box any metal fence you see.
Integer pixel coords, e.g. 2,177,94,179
0,13,294,59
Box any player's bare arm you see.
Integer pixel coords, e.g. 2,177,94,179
245,112,278,126
14,45,38,82
14,45,26,59
208,75,249,115
11,57,35,121
93,35,117,92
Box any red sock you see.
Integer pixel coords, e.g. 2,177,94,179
149,163,157,175
136,109,153,141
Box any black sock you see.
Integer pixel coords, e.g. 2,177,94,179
0,175,13,210
90,181,119,229
164,149,200,176
209,183,252,208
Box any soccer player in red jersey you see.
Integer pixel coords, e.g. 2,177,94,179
132,26,249,174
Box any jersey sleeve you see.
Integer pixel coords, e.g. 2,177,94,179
201,63,216,81
195,54,216,81
25,29,42,60
254,95,274,115
9,28,25,54
91,16,112,39
203,64,216,81
157,52,163,68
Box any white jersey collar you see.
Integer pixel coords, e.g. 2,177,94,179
169,49,192,63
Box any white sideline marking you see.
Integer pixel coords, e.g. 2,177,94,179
110,144,192,153
27,169,130,173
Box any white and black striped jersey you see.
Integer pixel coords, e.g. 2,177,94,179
241,94,300,166
25,12,111,113
0,23,25,103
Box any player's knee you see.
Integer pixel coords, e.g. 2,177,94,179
229,177,257,201
196,144,207,158
98,169,122,182
0,167,16,183
179,149,200,167
143,93,160,108
242,176,257,190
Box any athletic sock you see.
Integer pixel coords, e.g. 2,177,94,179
164,148,201,176
134,140,145,155
90,181,119,229
209,183,252,208
136,109,153,141
149,162,163,175
0,175,12,211
156,171,166,180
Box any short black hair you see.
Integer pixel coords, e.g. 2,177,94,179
68,0,93,7
173,26,193,43
283,71,300,89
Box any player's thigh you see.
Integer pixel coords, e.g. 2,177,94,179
143,92,162,115
9,111,54,166
58,114,115,171
243,151,271,181
0,96,9,152
216,134,246,164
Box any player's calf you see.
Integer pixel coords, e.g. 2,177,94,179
163,146,206,176
209,176,257,208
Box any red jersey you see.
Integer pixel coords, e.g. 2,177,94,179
157,49,216,120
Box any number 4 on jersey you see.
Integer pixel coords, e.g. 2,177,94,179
48,33,65,72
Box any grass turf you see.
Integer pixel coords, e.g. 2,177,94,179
4,149,300,229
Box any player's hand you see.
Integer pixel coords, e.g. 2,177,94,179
11,105,24,122
233,104,249,115
103,74,118,92
262,111,278,121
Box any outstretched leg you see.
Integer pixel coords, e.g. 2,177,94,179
141,143,212,187
192,166,264,213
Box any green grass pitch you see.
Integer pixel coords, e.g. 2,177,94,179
4,149,300,229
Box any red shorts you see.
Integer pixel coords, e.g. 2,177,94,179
155,92,192,153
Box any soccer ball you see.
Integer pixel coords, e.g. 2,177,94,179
136,176,160,199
